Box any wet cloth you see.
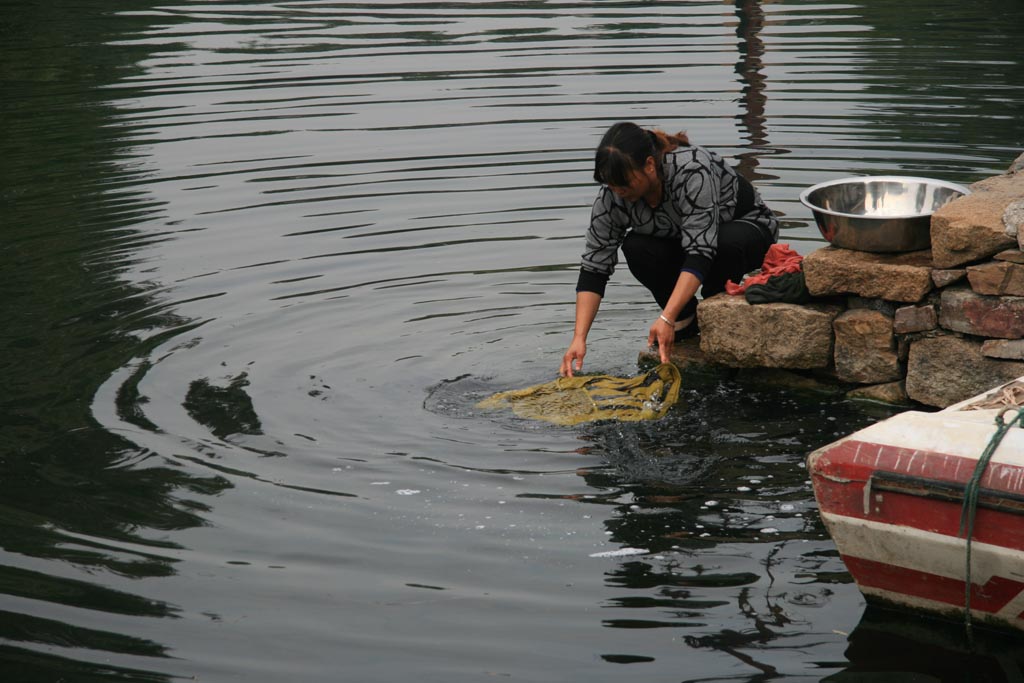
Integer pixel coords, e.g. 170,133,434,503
477,364,681,426
724,243,809,303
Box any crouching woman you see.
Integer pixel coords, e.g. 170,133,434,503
560,122,779,376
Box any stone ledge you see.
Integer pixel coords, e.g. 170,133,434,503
803,247,933,303
696,294,842,369
629,158,1024,409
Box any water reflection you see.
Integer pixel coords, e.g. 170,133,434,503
825,605,1024,683
734,0,774,182
553,375,895,676
1,2,227,679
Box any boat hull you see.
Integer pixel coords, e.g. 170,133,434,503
808,400,1024,632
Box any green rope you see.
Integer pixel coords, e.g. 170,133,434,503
958,405,1024,639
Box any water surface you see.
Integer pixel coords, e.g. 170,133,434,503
3,1,1024,681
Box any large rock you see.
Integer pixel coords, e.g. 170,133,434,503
832,309,901,383
966,260,1024,296
697,294,842,369
906,334,1024,407
931,173,1022,268
939,286,1024,339
803,247,933,303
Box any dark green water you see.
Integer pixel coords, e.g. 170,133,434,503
2,1,1024,681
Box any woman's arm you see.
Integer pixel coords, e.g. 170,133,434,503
561,189,628,376
647,271,701,363
560,290,602,377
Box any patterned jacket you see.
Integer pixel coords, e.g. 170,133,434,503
578,144,778,294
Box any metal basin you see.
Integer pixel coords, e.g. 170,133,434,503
799,176,970,252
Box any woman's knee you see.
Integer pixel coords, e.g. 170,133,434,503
622,233,685,306
719,221,771,269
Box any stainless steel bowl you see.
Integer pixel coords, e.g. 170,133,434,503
799,176,971,252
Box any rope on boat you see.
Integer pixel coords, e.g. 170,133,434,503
958,405,1024,639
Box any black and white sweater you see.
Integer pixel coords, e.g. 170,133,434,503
577,144,778,295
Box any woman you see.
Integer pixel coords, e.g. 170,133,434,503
560,122,779,377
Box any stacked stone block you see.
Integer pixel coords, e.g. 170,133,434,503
689,152,1024,408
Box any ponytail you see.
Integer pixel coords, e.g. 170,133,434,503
649,128,689,153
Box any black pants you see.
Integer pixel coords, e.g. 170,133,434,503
622,221,772,320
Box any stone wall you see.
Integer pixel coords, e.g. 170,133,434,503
660,153,1024,408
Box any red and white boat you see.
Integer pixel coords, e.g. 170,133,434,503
808,379,1024,632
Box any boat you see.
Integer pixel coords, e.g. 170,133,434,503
807,378,1024,632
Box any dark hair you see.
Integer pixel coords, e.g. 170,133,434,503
593,122,689,186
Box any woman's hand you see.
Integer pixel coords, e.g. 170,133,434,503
648,316,675,364
649,271,701,364
561,291,601,377
560,337,587,377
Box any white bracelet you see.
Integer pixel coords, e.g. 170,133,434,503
659,314,674,326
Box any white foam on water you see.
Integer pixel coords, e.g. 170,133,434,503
589,547,649,558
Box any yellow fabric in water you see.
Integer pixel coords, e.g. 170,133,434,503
477,363,681,425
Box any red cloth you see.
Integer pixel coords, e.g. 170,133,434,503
724,243,803,295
